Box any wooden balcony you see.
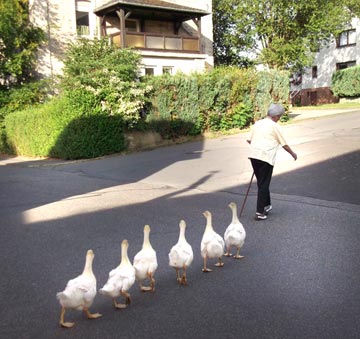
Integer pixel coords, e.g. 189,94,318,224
110,32,200,53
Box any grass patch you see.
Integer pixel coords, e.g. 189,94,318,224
292,102,360,110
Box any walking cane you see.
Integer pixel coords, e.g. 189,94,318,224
240,172,255,217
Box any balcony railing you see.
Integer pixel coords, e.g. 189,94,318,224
110,32,200,52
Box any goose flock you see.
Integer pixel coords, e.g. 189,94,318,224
56,202,246,328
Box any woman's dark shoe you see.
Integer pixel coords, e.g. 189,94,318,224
264,205,272,215
255,213,267,221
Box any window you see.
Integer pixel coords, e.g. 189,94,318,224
312,66,317,79
76,11,89,35
162,66,173,75
125,19,140,32
336,61,356,71
337,29,356,47
145,68,154,76
290,72,302,85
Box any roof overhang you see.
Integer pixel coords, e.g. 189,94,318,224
94,0,210,22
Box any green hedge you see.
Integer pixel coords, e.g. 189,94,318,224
4,97,126,159
2,67,290,159
145,67,289,132
254,69,290,120
0,80,50,154
331,66,360,98
0,80,50,118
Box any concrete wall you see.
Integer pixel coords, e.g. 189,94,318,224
29,0,77,79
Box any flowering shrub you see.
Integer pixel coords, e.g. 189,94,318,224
60,38,152,127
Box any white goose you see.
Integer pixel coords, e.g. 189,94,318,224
133,225,158,292
56,249,102,328
100,239,136,309
224,202,246,259
201,211,225,272
168,220,194,285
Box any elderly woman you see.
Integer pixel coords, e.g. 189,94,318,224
247,103,297,221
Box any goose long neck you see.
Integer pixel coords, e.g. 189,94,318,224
121,242,130,265
179,223,186,242
231,205,240,223
205,214,213,231
143,228,152,249
83,253,94,276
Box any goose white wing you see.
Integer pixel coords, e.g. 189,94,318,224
201,231,225,258
100,265,136,297
169,242,194,268
133,248,158,280
224,223,246,247
57,275,96,310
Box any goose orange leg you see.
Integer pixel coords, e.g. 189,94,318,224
234,247,244,259
149,272,156,292
224,246,232,257
122,290,131,306
140,272,156,292
215,257,224,267
113,291,131,308
59,307,75,328
202,256,212,272
181,266,188,285
175,268,181,283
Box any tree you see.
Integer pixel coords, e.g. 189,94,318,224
213,0,358,72
0,0,45,87
213,1,255,67
346,0,360,16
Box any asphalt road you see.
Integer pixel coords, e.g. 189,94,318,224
0,112,359,339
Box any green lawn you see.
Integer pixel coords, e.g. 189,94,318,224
292,102,360,110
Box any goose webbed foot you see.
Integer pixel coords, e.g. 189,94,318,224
59,307,75,328
113,297,128,309
234,248,244,259
202,267,212,272
215,258,224,267
140,285,152,292
84,308,102,319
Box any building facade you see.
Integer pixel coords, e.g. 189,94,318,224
29,0,213,79
291,18,360,106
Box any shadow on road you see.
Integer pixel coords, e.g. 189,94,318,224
271,150,360,205
0,144,359,339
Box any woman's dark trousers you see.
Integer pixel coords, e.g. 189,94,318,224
250,158,274,214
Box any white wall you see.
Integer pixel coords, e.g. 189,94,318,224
29,0,77,78
139,52,209,76
301,17,360,90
